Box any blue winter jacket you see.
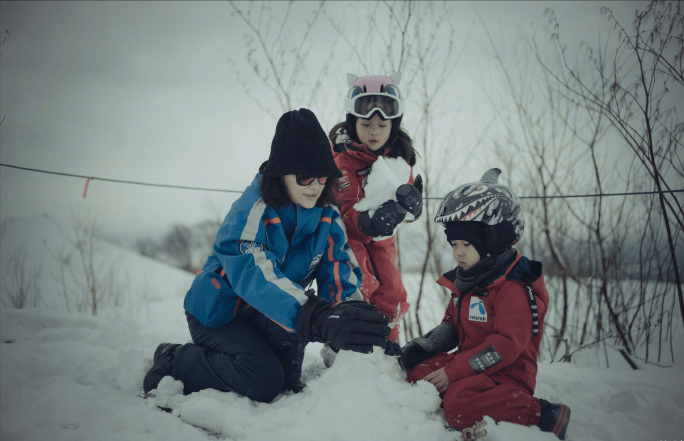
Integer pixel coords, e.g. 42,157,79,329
184,173,363,332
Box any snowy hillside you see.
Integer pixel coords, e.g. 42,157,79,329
1,215,683,441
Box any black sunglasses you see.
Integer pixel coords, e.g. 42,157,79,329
296,176,328,186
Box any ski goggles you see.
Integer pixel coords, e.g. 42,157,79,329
296,175,328,186
344,85,404,120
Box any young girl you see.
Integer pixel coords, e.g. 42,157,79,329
143,109,397,404
398,169,571,440
328,73,423,343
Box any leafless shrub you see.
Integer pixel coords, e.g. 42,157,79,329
1,246,42,309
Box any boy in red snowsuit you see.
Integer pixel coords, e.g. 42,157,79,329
399,169,571,440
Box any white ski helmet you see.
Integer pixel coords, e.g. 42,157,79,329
435,168,524,252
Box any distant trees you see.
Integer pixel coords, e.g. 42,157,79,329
135,219,221,273
542,0,682,366
67,211,126,315
1,212,127,315
0,243,42,309
227,1,335,120
478,0,683,366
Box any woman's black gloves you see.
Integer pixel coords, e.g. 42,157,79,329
296,291,394,354
398,322,459,372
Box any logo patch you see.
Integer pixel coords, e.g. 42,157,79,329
309,253,322,271
469,296,487,322
338,171,350,190
468,345,502,373
238,240,265,255
356,166,372,177
299,253,323,286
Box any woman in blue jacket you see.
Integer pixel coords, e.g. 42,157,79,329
143,108,398,403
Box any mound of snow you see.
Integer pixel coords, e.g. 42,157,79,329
147,347,450,440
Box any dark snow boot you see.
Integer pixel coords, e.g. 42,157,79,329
538,398,571,440
143,343,183,393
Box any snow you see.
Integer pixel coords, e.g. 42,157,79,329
2,215,684,441
354,156,412,215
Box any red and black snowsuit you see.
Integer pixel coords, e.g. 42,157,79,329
407,251,549,429
331,140,415,341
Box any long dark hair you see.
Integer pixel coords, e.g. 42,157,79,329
328,114,417,166
259,175,338,210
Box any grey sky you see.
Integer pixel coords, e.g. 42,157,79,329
0,1,646,242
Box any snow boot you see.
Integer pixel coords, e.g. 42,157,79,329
538,399,571,440
143,343,183,393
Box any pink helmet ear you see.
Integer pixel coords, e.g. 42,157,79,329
389,72,401,85
347,73,359,86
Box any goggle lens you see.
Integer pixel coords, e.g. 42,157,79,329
353,95,400,118
296,176,328,186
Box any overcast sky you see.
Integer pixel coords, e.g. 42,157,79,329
0,1,646,243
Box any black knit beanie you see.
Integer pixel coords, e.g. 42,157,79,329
444,221,490,258
260,108,342,178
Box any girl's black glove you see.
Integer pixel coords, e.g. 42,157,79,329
358,201,408,237
395,174,423,218
296,291,392,354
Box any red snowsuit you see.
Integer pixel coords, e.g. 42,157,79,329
407,252,549,430
331,140,414,340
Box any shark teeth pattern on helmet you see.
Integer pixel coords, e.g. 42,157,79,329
435,193,495,223
456,194,495,221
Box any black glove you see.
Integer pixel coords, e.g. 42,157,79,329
396,174,423,218
398,322,459,372
398,341,434,371
296,291,392,353
383,340,403,357
358,200,408,237
413,174,423,193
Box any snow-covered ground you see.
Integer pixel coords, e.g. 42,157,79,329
1,215,683,441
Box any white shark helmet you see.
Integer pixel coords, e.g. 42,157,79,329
434,168,524,253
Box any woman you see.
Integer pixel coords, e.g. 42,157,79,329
143,108,397,403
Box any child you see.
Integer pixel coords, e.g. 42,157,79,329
328,73,422,343
398,168,571,440
143,109,397,403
